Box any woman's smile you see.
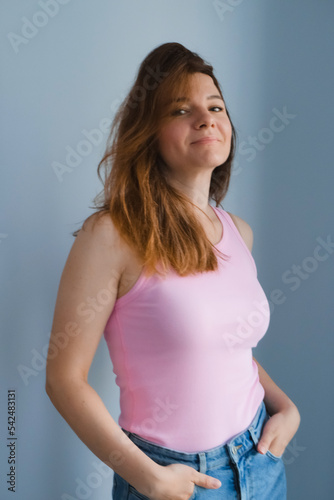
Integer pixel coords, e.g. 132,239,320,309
191,136,220,145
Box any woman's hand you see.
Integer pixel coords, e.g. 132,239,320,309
257,404,301,457
145,462,221,500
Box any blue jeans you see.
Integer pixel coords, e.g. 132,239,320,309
112,400,287,499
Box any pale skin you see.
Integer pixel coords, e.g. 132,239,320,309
46,73,300,500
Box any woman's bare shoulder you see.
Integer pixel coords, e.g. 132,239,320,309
226,211,254,253
73,211,132,277
80,212,124,245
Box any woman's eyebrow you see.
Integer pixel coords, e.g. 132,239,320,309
207,95,224,101
174,95,224,102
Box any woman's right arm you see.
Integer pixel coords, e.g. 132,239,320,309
45,213,221,499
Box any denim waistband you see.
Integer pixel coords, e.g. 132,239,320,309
121,400,267,472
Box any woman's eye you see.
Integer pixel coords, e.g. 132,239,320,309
171,106,224,116
171,108,188,116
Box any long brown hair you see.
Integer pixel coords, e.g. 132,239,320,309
73,42,237,278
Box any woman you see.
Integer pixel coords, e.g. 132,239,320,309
46,42,301,499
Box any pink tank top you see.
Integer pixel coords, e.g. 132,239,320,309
103,206,270,452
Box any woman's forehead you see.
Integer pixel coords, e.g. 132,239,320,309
164,73,221,102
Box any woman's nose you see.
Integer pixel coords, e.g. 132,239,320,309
194,109,215,128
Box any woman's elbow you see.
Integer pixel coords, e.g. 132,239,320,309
45,370,61,400
45,368,78,400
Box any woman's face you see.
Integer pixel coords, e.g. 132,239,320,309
157,72,232,179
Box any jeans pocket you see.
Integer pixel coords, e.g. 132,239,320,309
266,449,283,461
127,483,197,500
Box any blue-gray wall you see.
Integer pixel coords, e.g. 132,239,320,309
1,1,333,498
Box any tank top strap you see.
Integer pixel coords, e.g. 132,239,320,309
213,206,257,276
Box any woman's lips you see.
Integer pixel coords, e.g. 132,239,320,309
191,137,219,144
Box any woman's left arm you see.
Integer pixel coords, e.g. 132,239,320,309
253,356,301,455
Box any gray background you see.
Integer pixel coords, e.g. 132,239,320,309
1,1,333,499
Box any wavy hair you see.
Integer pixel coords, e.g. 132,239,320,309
73,42,237,278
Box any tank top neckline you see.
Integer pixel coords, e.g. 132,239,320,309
113,205,226,309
